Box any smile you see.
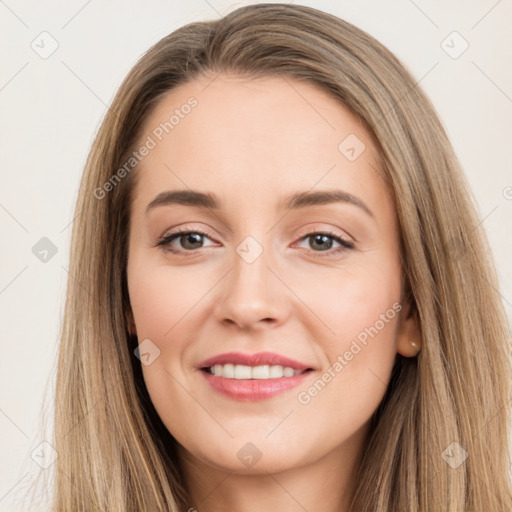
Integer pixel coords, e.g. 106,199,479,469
205,364,306,379
197,352,315,401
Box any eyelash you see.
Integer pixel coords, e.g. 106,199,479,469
155,228,354,258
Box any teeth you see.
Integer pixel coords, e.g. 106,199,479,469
209,364,304,379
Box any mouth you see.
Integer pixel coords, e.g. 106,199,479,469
197,352,315,401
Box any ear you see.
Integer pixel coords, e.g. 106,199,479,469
126,309,138,337
396,298,422,357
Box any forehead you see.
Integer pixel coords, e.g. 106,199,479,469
130,73,390,215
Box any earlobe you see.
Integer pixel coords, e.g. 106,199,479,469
396,300,422,357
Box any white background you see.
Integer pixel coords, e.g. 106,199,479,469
1,1,511,509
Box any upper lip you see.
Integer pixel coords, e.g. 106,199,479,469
198,351,314,371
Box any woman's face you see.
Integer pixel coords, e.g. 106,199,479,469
126,74,419,474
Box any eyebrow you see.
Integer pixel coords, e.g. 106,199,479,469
145,189,374,218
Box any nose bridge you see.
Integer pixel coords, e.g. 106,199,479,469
234,236,272,292
213,233,289,328
232,235,277,306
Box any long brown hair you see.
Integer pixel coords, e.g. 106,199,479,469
41,3,512,510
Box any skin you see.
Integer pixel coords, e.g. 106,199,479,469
126,74,421,512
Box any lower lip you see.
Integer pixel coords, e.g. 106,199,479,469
201,370,312,401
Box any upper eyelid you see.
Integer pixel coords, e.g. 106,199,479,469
160,225,351,241
294,225,352,241
160,226,217,242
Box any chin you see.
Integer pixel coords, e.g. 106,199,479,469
179,435,310,474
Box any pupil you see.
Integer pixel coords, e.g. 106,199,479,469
183,233,203,249
312,234,331,251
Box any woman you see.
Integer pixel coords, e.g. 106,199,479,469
49,3,511,511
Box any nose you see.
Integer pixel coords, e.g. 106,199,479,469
213,245,291,331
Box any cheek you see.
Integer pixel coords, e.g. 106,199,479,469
127,261,213,423
127,262,197,417
291,257,401,404
293,255,401,347
127,260,212,341
291,286,400,452
128,263,200,440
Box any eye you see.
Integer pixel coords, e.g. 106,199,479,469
156,229,216,253
296,230,354,257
